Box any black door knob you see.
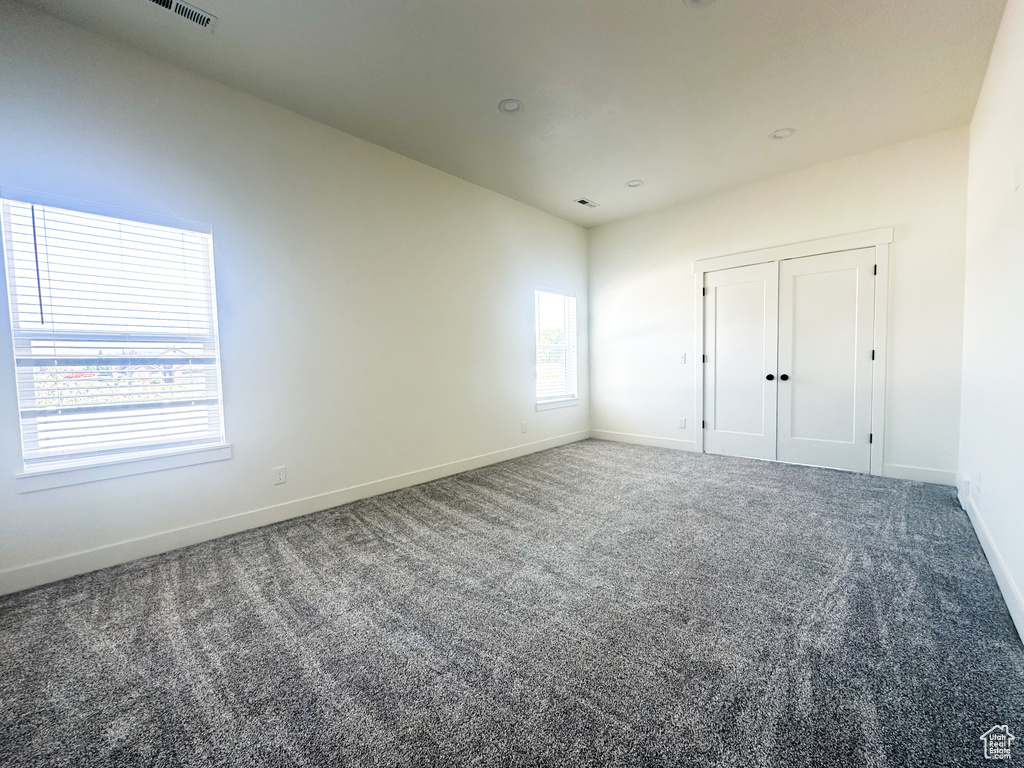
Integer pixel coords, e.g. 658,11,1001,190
765,374,775,381
780,374,790,381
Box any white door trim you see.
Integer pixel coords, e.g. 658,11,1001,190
694,228,891,475
692,228,893,276
869,242,889,475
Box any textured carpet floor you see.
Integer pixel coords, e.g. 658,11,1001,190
1,440,1021,767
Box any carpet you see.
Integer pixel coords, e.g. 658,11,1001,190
1,439,1021,766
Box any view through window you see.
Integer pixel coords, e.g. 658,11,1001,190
1,196,226,470
535,289,577,403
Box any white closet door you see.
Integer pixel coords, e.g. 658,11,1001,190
776,248,875,472
703,262,779,460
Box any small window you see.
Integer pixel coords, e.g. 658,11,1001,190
1,193,227,473
535,289,577,406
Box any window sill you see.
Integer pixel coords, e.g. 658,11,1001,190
15,444,232,493
536,398,579,411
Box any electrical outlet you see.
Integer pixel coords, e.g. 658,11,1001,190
521,421,528,434
678,418,686,429
679,353,687,365
273,466,287,485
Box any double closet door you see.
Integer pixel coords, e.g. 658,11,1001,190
703,248,875,473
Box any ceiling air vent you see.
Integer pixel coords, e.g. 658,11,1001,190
174,1,216,29
575,198,599,208
144,0,217,31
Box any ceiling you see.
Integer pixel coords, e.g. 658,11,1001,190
20,0,1007,226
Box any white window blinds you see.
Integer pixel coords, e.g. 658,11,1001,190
1,196,226,470
535,290,577,402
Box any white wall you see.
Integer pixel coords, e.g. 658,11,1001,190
589,127,969,485
959,0,1024,637
0,1,589,593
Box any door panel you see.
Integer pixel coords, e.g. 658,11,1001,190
703,263,778,460
776,249,874,472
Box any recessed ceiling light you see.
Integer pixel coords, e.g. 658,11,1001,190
498,99,522,114
625,180,644,188
769,127,796,140
682,0,716,7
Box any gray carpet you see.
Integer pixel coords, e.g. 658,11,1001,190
1,440,1021,767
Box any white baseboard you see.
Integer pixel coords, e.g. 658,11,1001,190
958,481,1024,643
0,431,591,596
882,462,956,486
590,430,697,451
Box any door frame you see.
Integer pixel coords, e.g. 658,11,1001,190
693,228,892,475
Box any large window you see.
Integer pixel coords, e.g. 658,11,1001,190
535,289,577,407
1,192,226,475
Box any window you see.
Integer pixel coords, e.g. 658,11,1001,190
1,191,227,477
535,289,577,407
